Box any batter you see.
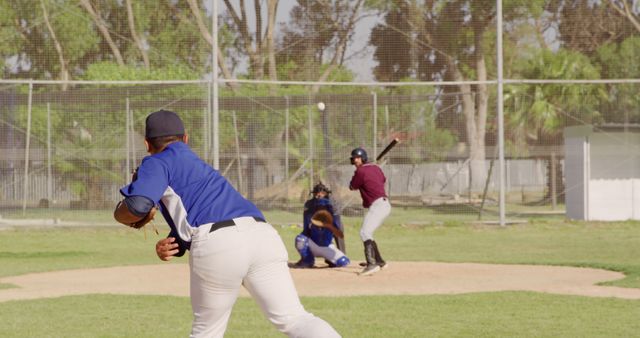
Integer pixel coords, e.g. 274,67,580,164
349,147,391,276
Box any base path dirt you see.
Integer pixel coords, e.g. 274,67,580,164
1,262,639,303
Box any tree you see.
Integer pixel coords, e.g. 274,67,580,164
369,0,544,189
594,36,640,124
79,0,125,66
505,48,607,203
554,0,636,56
221,0,280,83
277,0,366,92
607,0,640,33
124,0,149,68
1,1,99,80
186,0,236,89
1,1,216,79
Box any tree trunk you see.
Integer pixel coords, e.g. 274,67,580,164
79,0,125,66
41,0,69,91
266,0,279,95
125,0,149,68
607,0,640,32
451,64,486,191
224,0,264,80
186,0,238,90
311,0,364,94
471,20,489,191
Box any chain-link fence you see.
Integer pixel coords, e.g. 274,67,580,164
2,80,639,223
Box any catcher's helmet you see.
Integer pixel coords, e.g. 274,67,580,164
350,147,368,164
312,182,331,195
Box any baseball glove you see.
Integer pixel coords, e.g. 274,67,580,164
129,206,157,229
310,209,333,227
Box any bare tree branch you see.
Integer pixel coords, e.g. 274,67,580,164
607,0,640,32
41,0,69,90
125,0,149,68
186,0,237,90
79,0,125,66
224,0,264,79
266,0,279,94
312,0,364,93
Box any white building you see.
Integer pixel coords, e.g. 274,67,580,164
564,125,640,221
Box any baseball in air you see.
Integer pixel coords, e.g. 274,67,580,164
317,102,325,111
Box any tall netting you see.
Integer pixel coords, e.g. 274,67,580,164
1,0,640,224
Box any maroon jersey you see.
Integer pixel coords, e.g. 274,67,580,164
349,163,387,208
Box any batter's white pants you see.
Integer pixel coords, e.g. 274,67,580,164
189,217,340,338
359,197,391,241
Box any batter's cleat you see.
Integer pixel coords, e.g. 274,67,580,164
359,264,381,276
288,259,314,269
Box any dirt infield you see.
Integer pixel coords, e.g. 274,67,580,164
1,261,639,303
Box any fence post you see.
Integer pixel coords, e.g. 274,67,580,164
211,0,220,170
205,81,212,162
496,0,506,225
285,96,290,210
372,91,377,157
308,95,314,186
46,102,52,202
22,82,33,214
232,111,243,195
551,152,557,210
128,98,137,168
125,97,131,181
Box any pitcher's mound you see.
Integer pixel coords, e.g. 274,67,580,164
1,261,639,303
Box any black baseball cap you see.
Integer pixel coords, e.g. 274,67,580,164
145,110,185,138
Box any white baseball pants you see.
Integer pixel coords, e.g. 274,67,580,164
189,217,340,338
308,240,346,264
359,197,391,241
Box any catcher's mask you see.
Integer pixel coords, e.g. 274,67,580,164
312,182,331,196
350,147,368,164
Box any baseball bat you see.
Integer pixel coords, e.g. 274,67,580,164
375,138,400,162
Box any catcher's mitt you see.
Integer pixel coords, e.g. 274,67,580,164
310,209,333,227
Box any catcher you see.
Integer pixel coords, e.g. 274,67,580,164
290,182,350,269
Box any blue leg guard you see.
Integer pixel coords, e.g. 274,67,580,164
334,256,350,267
295,234,314,265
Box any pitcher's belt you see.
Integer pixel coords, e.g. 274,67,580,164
209,217,266,233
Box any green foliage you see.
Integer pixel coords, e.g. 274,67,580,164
0,2,21,58
504,48,607,155
596,36,640,78
41,1,99,67
593,36,640,124
82,62,200,81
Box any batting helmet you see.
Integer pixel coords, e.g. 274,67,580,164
350,147,368,164
312,182,331,196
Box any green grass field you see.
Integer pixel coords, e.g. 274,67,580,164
0,209,639,337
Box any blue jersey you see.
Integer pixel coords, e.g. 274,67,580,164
302,197,341,247
120,142,264,249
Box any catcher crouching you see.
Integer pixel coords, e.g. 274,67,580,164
290,182,350,269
